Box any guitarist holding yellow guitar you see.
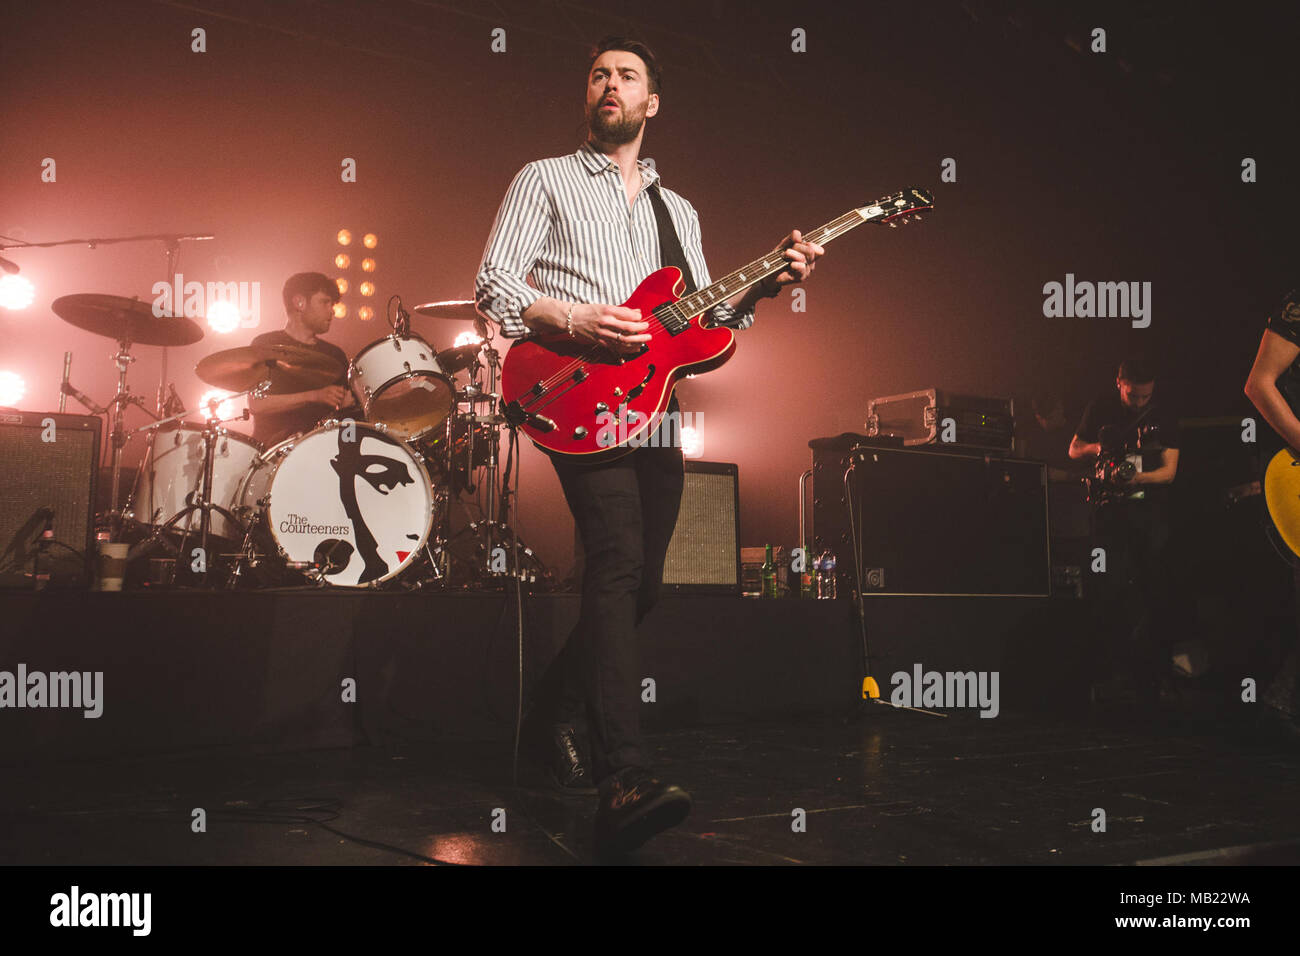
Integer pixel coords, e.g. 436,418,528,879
1245,284,1300,731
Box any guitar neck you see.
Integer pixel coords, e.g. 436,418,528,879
674,206,880,321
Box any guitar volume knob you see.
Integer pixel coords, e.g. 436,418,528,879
573,426,588,439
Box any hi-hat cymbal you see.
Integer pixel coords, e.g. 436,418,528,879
436,343,483,375
195,343,344,394
52,293,205,346
413,300,480,322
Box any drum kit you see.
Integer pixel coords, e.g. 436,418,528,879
51,292,548,590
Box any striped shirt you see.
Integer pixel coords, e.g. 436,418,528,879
475,141,755,338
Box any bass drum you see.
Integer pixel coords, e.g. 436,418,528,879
239,420,442,587
128,423,261,542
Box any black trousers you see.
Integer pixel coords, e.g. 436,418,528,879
531,396,685,785
1092,498,1171,688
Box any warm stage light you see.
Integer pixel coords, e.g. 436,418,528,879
333,302,348,319
0,275,35,310
359,282,375,297
363,234,377,249
206,299,241,334
361,258,375,272
358,306,374,321
681,424,703,459
335,253,351,269
0,370,26,406
453,330,483,348
336,277,349,294
337,229,352,246
198,389,238,420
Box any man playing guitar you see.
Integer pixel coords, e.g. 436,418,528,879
475,36,824,856
1069,357,1179,710
1245,283,1300,734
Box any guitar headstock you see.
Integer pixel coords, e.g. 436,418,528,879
858,186,934,228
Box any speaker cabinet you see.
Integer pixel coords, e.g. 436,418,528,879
663,460,741,594
812,437,1049,596
0,410,100,589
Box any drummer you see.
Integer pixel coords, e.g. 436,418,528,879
249,272,351,446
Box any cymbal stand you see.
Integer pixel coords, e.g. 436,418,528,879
473,334,546,588
474,333,511,580
107,340,138,538
61,337,157,540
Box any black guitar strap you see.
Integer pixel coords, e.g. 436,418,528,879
648,185,697,295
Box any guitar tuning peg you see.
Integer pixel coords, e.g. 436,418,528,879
914,214,922,221
888,221,897,228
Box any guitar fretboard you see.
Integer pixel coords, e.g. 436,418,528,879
655,207,876,332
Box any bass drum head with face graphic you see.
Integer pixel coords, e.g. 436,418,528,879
246,420,437,586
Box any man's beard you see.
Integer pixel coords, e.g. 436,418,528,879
587,100,646,146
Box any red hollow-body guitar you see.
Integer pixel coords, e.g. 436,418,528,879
500,186,934,460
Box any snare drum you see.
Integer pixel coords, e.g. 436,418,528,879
348,334,455,441
129,423,261,542
238,419,439,587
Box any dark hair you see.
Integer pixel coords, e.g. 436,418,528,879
1118,355,1155,384
589,36,661,95
283,271,341,313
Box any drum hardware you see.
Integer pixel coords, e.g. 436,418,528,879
52,293,206,539
435,343,484,376
126,384,266,584
404,292,550,588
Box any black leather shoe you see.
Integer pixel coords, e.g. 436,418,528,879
540,724,597,795
594,768,692,857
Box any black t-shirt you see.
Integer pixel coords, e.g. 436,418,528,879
1076,392,1180,501
250,330,349,447
1264,284,1300,447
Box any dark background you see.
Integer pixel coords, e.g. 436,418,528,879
2,0,1297,575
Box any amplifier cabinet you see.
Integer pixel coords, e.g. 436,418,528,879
0,410,100,589
662,460,741,594
812,439,1049,597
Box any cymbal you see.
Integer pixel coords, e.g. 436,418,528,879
195,343,344,394
412,300,480,322
52,293,205,346
436,343,482,375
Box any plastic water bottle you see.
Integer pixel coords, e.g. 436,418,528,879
816,550,837,600
760,544,777,599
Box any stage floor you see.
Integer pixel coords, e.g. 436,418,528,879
5,703,1298,866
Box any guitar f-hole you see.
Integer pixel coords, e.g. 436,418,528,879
628,363,656,400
